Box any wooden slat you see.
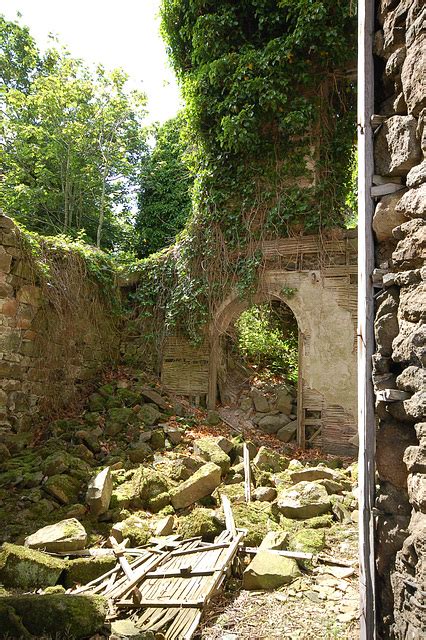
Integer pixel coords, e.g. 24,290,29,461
358,0,377,636
243,443,252,502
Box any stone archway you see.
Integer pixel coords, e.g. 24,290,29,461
208,268,358,455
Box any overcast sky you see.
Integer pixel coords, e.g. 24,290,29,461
2,0,182,123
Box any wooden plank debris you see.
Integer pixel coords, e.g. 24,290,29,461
243,443,252,503
69,499,245,639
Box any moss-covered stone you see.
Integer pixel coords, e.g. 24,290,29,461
212,483,245,505
0,593,107,638
111,515,151,546
243,551,301,590
253,446,289,473
147,491,170,513
0,543,66,589
64,556,117,589
289,528,326,554
25,518,87,553
113,467,170,511
177,508,223,541
232,503,280,546
194,437,231,475
43,473,81,505
138,404,162,426
150,429,166,450
88,393,106,412
105,407,136,436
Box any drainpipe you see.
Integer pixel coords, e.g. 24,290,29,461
357,0,376,637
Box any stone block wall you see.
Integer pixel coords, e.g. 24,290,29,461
373,0,425,637
0,215,120,433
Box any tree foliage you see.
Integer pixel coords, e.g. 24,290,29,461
0,15,148,249
136,114,193,257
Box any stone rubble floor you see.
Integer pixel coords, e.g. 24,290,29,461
200,525,359,640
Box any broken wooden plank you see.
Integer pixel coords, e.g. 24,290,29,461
375,389,410,402
116,598,204,609
243,443,251,503
222,495,237,537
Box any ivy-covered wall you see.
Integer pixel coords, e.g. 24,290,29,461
0,214,120,432
126,1,357,350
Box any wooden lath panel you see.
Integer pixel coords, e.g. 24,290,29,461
161,335,209,395
322,405,357,456
261,237,349,257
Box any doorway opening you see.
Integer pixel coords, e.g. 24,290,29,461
218,300,300,445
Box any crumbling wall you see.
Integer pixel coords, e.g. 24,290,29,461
373,1,425,636
0,214,120,432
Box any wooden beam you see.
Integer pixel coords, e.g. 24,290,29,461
296,329,305,449
358,0,377,637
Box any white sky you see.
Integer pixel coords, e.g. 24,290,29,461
1,0,182,123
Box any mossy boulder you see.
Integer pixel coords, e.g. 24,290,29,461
276,481,331,519
128,442,153,463
88,393,106,412
43,473,82,504
0,594,107,638
150,429,166,450
289,466,344,484
0,543,66,589
194,437,231,475
232,502,280,546
243,551,301,590
212,482,245,505
289,529,326,554
253,446,288,473
64,556,117,589
111,515,151,546
170,462,222,510
25,518,87,553
177,507,224,541
138,404,162,426
105,407,136,436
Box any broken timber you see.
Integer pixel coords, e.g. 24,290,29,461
70,500,245,639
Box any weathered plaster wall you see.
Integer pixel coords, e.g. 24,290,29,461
0,214,119,433
213,267,358,456
373,0,425,637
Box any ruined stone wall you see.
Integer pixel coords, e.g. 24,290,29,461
0,215,120,433
372,1,425,637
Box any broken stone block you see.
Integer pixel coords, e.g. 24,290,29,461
275,386,293,414
253,486,277,502
111,515,150,546
242,550,300,590
251,388,270,413
0,594,107,639
64,556,116,589
259,531,289,550
138,403,162,426
289,466,342,484
170,462,222,509
276,482,331,519
25,518,87,553
277,420,297,442
163,424,183,444
193,437,231,474
128,441,153,463
258,413,291,434
43,474,81,505
86,467,112,517
105,407,136,436
253,446,288,472
375,116,421,176
139,386,168,410
177,507,223,541
153,515,175,537
0,543,66,589
289,528,326,554
406,160,426,189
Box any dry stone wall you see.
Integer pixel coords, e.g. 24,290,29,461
0,215,119,433
373,1,425,637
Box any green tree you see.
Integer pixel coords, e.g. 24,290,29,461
0,17,148,249
136,114,193,257
0,14,39,93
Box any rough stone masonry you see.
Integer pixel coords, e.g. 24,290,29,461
372,0,425,637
